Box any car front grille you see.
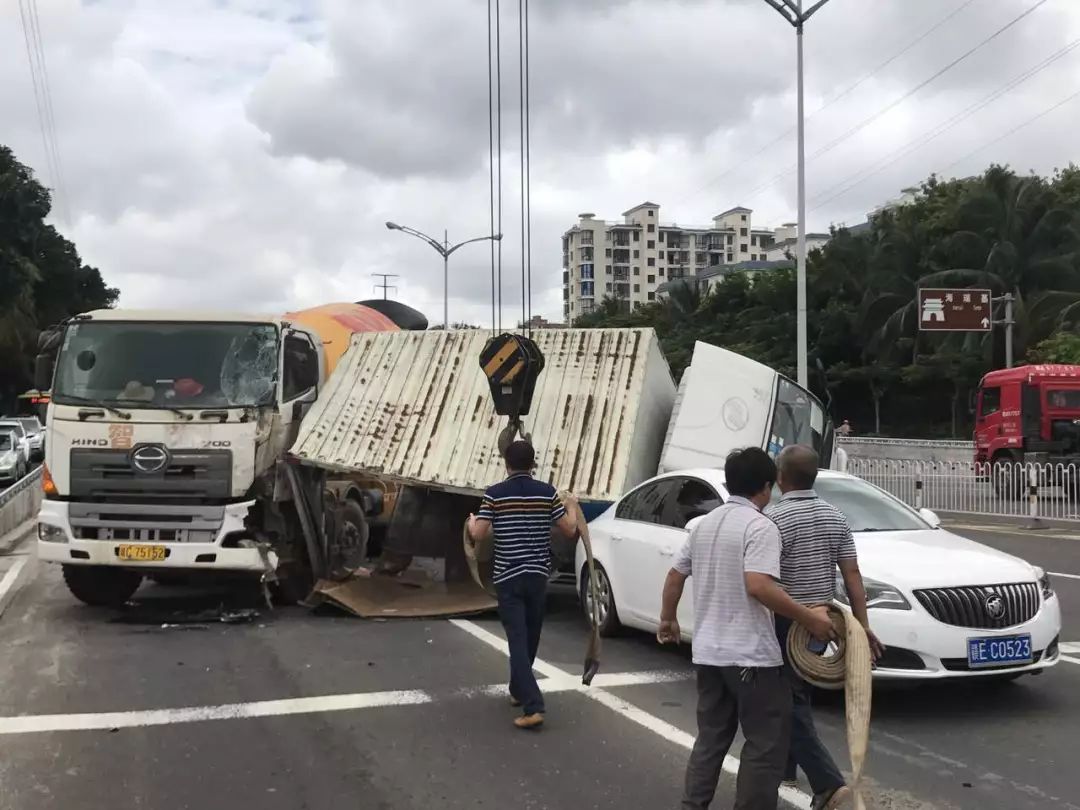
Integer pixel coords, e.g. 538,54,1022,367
914,583,1040,629
942,650,1044,672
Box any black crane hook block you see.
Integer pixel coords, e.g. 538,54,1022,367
479,332,546,430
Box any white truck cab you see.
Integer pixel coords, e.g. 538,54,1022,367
35,309,332,605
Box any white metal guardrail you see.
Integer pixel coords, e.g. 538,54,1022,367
847,458,1080,523
0,468,43,541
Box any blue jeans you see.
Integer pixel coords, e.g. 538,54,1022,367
496,573,547,715
775,616,846,796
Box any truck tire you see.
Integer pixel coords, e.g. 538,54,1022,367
336,500,370,570
62,566,142,608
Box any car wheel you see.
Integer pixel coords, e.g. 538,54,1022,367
580,562,622,637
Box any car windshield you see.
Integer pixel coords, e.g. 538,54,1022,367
808,476,928,532
0,433,12,451
52,321,280,410
19,419,40,434
0,423,22,437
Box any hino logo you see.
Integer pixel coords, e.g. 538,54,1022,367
130,444,170,474
984,593,1007,620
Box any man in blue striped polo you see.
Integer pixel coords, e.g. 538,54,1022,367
467,440,580,729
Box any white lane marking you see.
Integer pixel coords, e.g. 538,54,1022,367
1050,571,1080,580
449,619,811,810
0,557,28,604
0,690,432,735
1062,655,1080,667
456,669,693,699
1061,642,1080,655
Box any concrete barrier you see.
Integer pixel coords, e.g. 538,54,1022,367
0,469,42,551
838,437,974,465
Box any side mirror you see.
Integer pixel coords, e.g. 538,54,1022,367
918,507,942,529
34,354,55,392
290,387,318,422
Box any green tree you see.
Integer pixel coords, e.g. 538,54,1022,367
0,145,119,405
1029,332,1080,364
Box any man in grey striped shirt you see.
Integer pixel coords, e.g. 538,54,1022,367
770,445,883,810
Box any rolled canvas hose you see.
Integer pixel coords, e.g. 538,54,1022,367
786,605,872,810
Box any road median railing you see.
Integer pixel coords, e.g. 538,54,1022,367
846,458,1080,525
0,468,43,548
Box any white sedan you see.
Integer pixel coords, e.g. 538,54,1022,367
575,468,1063,680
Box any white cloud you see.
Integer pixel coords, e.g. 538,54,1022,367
1,0,1078,328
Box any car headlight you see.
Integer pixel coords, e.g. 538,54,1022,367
834,570,911,610
1034,566,1054,600
38,523,67,543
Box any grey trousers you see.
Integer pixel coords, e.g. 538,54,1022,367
681,665,793,810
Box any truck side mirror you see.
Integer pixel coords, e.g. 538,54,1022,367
34,354,55,392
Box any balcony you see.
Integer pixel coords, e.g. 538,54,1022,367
612,250,631,265
579,248,594,261
613,269,630,282
581,233,594,246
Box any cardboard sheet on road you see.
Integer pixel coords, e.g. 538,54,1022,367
310,569,496,618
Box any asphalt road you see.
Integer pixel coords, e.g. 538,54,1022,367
0,518,1077,810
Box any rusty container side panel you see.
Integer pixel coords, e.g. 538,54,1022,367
291,328,676,501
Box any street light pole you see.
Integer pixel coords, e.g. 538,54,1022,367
763,0,833,389
385,222,502,329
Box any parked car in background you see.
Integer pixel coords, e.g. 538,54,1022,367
16,416,44,461
576,468,1063,682
0,420,32,470
0,429,29,486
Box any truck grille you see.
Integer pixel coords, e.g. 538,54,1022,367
69,448,232,502
913,583,1040,629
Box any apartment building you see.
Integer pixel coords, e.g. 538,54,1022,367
562,202,777,322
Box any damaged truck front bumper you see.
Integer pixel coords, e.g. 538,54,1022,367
36,499,276,572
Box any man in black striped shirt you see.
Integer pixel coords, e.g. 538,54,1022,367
770,445,883,810
468,441,579,729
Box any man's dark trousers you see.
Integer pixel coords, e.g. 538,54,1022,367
495,573,547,715
775,617,846,795
682,665,792,810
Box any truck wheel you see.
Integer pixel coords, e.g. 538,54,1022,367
336,500,370,570
991,457,1023,500
62,566,142,608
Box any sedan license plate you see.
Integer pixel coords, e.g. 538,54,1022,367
967,634,1033,668
116,544,167,562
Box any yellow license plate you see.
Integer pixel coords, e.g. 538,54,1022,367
117,544,167,562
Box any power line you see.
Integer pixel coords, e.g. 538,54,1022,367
809,35,1080,212
17,0,70,227
738,0,1049,206
674,0,980,209
936,87,1080,177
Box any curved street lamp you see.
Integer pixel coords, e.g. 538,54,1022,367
385,221,503,329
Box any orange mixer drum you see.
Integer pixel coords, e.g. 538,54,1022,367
284,303,400,376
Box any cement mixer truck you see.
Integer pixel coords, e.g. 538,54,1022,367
32,302,424,607
32,303,835,611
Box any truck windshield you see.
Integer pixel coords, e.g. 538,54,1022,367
1047,389,1080,409
52,321,279,409
769,377,833,461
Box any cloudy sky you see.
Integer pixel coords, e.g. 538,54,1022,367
2,0,1079,326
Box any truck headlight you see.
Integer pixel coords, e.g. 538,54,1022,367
834,571,911,610
38,523,67,543
1034,566,1054,600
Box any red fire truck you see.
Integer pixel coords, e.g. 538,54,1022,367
973,364,1080,496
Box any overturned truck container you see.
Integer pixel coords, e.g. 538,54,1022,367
291,327,677,615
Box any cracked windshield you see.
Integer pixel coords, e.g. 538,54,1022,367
1,1,1078,809
52,322,278,409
